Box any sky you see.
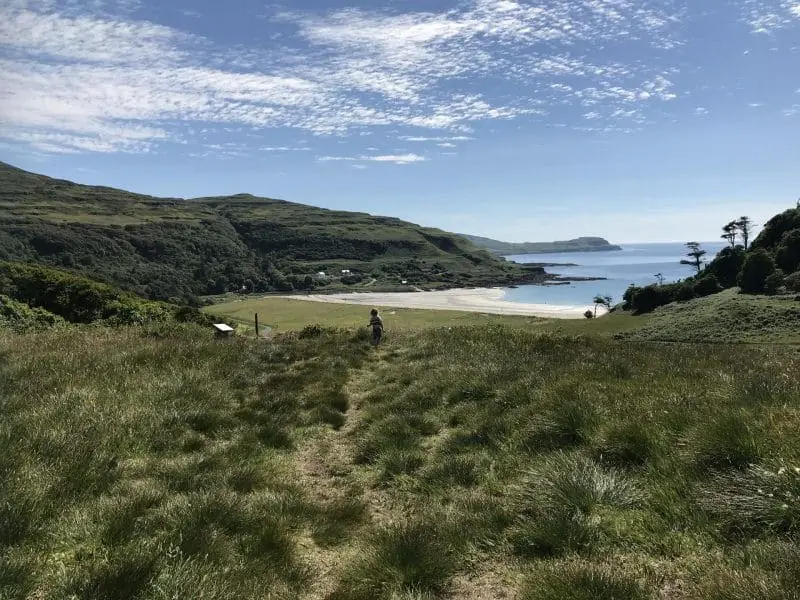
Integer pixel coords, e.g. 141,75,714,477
0,0,798,243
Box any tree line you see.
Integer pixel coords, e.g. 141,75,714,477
623,207,800,314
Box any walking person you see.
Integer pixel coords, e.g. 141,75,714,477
368,308,383,346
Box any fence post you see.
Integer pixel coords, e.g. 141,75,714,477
254,313,259,339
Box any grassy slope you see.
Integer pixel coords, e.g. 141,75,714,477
2,325,799,599
618,288,800,344
0,161,533,301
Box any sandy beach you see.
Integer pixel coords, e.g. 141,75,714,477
281,288,604,319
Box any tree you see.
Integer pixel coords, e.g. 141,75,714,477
693,274,721,297
704,246,746,289
736,216,754,250
592,295,613,316
721,221,738,248
776,230,800,274
764,270,785,296
654,273,665,286
680,242,706,274
738,248,776,294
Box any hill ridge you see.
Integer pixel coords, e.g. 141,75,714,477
0,161,544,303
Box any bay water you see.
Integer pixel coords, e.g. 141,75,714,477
503,242,726,307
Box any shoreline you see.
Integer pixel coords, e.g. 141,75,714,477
279,288,605,319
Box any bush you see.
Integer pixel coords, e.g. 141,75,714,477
764,270,785,296
0,294,64,332
786,272,800,292
739,249,776,294
584,310,594,319
694,274,722,297
775,229,800,273
623,282,687,314
705,246,746,288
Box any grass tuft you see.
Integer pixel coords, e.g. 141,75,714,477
330,518,458,600
520,561,650,600
694,410,763,470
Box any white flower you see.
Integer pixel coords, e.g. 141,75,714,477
778,467,786,475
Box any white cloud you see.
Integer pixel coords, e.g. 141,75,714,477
437,142,456,148
365,153,426,164
319,153,426,165
742,0,800,32
1,0,783,157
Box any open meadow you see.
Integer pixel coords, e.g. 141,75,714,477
3,322,800,599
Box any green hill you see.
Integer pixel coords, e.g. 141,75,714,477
617,288,800,343
462,234,622,255
0,161,543,303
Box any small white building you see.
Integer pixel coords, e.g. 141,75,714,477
212,323,235,338
341,269,351,274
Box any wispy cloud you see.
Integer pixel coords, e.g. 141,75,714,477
319,153,426,165
400,135,473,142
742,0,800,33
0,0,794,158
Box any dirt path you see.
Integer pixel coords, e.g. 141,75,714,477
292,345,395,599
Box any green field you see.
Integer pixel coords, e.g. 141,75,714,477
204,295,647,336
2,324,800,599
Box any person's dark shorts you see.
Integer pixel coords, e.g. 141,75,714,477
371,327,383,345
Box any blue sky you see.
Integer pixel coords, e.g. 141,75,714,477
0,0,798,243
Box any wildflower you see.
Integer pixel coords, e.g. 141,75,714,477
757,488,764,495
781,504,789,510
778,467,786,475
794,467,800,475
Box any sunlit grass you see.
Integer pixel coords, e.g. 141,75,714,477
1,323,799,598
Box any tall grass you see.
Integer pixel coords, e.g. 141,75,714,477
1,324,799,598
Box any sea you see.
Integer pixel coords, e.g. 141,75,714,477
502,241,727,307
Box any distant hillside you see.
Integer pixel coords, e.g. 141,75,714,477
462,234,622,255
0,162,544,303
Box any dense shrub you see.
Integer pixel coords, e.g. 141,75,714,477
776,229,800,274
764,270,785,296
623,282,686,314
694,274,722,297
738,249,776,294
785,272,800,293
0,294,63,332
704,246,746,288
0,262,206,326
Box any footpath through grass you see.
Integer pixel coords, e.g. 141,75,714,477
2,324,800,599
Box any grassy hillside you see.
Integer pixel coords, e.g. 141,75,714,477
2,325,799,599
0,161,543,303
617,288,800,344
462,234,622,255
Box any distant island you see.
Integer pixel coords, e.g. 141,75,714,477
460,234,622,255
